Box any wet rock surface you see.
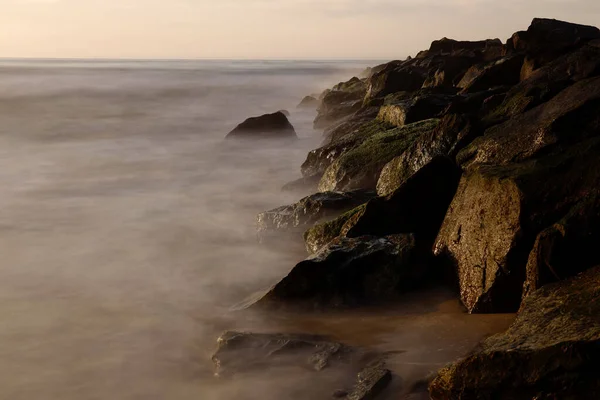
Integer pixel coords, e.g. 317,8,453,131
429,266,600,400
256,190,375,242
226,111,297,139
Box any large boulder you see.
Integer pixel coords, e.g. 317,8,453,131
507,18,600,67
376,92,457,127
301,120,392,179
256,190,375,242
523,193,600,301
226,111,297,139
318,119,439,192
457,55,525,93
212,331,392,400
255,234,427,309
429,266,600,399
459,76,600,170
314,77,367,129
434,138,600,313
377,114,478,196
364,64,426,103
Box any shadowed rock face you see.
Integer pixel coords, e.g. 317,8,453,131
226,111,297,139
457,55,525,94
314,78,367,129
429,266,600,400
434,139,600,313
256,190,375,242
376,92,456,127
255,234,427,309
364,64,426,103
318,119,439,192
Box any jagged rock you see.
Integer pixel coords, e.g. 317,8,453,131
429,38,503,58
364,64,426,103
301,120,393,179
457,54,525,93
459,76,600,170
483,42,600,124
281,174,322,194
256,190,375,242
226,111,297,139
429,266,600,399
507,18,600,67
315,78,367,129
297,95,320,109
377,92,456,127
303,205,366,254
523,193,600,301
255,234,426,309
318,119,439,192
434,138,600,313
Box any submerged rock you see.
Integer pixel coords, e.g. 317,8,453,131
429,266,600,399
434,138,600,313
318,119,439,192
212,331,393,400
297,95,319,109
226,111,297,139
256,190,375,242
255,234,426,309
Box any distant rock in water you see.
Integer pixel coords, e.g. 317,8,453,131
297,96,319,109
226,111,297,139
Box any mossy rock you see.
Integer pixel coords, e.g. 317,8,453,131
318,119,440,192
303,204,366,254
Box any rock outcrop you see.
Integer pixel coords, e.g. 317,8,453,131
226,111,297,139
314,77,367,129
297,95,319,109
429,267,600,399
434,139,600,313
256,234,426,309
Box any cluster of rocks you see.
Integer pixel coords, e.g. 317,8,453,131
219,18,600,399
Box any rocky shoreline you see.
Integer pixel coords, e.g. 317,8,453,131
216,18,600,399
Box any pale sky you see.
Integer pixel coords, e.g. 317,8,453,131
1,0,599,59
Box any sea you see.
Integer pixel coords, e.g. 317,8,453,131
0,59,513,400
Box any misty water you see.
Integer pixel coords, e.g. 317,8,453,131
0,59,513,400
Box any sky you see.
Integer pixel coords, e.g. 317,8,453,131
1,0,599,59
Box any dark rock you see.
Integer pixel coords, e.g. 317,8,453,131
256,190,375,242
281,174,322,194
429,266,600,400
212,331,355,377
457,54,525,93
364,64,426,103
429,37,503,57
346,360,392,400
434,138,600,313
508,18,600,67
523,193,600,301
315,78,367,129
376,92,456,127
318,119,439,192
279,109,291,117
459,76,600,170
483,42,600,124
297,95,320,109
226,111,297,139
323,106,382,145
255,234,427,309
301,120,393,179
344,157,461,246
